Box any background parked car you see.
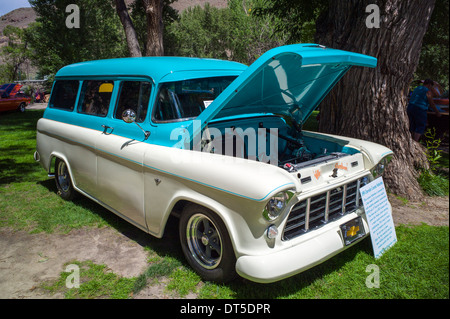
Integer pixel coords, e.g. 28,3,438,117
0,83,32,113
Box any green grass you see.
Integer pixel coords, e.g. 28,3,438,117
1,109,449,299
41,260,135,299
0,110,120,232
0,110,46,185
438,151,449,169
418,171,449,196
37,225,450,299
0,182,108,232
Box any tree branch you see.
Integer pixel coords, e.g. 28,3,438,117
114,0,142,57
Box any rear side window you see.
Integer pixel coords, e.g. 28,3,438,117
49,80,80,110
114,81,152,123
78,80,114,117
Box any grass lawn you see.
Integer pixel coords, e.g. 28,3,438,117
0,109,448,299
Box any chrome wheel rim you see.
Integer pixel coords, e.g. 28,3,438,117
186,214,223,269
57,161,70,192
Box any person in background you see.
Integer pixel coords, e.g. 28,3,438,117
407,79,442,142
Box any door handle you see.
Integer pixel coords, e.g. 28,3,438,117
101,125,114,134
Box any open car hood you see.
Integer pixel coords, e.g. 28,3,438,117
191,44,377,137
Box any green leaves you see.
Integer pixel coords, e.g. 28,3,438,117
0,25,32,82
416,0,449,89
165,0,287,65
424,127,443,171
26,0,127,78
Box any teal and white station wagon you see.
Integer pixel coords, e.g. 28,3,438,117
35,44,393,283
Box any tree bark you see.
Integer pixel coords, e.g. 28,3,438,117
143,0,164,56
114,0,142,57
315,0,435,200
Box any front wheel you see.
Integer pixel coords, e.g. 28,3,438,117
55,158,76,200
179,204,236,283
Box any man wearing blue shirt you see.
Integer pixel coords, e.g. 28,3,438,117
407,79,442,141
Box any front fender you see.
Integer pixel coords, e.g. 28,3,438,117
142,146,299,255
304,130,393,168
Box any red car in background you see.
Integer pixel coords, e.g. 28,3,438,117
0,83,32,113
428,95,449,140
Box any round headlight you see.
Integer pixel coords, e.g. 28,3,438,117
263,192,289,221
371,155,392,178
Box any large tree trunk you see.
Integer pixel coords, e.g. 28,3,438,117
143,0,164,56
115,0,142,57
315,0,435,200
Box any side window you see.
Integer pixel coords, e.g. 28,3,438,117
78,80,114,117
114,81,152,123
49,80,80,111
153,76,236,122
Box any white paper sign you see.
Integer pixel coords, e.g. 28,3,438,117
360,177,397,258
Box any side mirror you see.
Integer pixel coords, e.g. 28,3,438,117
122,109,150,140
122,109,137,124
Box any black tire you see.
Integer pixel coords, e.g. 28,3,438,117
55,158,76,200
18,103,26,113
179,204,237,283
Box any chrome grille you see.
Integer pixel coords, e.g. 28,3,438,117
282,176,368,241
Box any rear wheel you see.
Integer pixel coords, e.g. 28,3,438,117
179,204,236,283
18,103,26,113
55,158,76,200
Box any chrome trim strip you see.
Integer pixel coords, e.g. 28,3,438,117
342,184,347,213
324,191,330,222
355,179,361,205
305,198,311,231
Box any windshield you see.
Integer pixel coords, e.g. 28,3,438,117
153,76,237,122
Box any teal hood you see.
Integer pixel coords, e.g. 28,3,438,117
193,44,377,135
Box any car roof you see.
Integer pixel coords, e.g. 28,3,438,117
55,56,247,83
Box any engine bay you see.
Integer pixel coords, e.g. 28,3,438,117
206,114,357,171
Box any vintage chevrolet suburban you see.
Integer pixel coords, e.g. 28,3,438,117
35,44,393,283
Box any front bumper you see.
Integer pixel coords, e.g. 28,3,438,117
235,212,370,283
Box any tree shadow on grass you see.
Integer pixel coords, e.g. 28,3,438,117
0,158,44,185
0,109,46,186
